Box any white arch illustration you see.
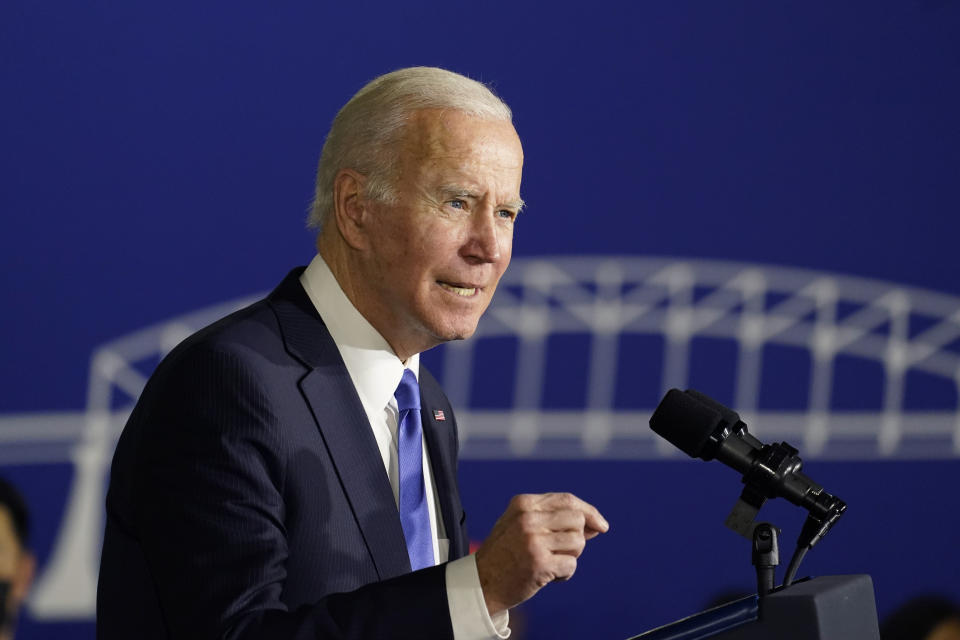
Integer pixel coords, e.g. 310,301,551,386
20,257,960,619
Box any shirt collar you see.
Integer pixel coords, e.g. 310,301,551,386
299,254,419,417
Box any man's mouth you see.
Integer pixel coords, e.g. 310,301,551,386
437,281,479,297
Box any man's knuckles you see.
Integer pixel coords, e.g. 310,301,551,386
511,492,582,513
509,493,536,511
518,510,541,534
552,530,587,555
567,510,586,530
551,492,578,510
542,508,585,532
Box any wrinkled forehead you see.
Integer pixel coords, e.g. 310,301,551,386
399,108,523,169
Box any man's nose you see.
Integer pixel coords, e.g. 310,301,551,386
462,208,502,263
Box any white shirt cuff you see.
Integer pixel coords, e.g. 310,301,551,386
446,553,510,640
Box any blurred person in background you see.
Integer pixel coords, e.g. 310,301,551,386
0,477,34,640
882,596,960,640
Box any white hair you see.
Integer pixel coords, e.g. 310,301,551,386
307,66,513,229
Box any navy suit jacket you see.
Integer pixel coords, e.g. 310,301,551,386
97,269,470,639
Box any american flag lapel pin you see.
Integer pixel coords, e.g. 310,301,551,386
433,409,446,421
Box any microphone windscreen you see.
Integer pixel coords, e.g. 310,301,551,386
685,389,742,428
650,388,722,458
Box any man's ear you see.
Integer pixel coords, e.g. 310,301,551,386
331,168,372,250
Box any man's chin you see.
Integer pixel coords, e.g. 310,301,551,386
426,319,480,346
436,327,476,344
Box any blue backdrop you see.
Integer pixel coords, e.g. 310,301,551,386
2,2,959,638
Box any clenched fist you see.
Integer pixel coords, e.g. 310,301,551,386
474,492,608,615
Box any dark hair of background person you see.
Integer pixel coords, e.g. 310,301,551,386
0,478,29,549
881,596,960,640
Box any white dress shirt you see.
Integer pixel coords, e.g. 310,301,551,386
300,254,509,640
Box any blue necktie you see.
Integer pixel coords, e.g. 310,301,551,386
395,369,434,570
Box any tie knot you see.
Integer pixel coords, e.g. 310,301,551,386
395,369,420,413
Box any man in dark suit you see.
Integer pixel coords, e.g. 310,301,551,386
97,67,608,639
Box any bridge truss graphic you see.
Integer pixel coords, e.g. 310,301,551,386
2,256,958,619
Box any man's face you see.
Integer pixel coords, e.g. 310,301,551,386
356,109,524,358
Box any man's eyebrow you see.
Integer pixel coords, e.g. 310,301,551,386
506,198,526,212
438,185,478,199
437,185,525,211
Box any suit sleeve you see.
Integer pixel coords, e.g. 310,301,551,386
129,344,454,640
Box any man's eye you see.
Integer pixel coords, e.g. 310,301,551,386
449,199,465,209
498,209,516,220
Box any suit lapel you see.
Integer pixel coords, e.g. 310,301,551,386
419,367,468,560
268,270,411,580
299,369,412,579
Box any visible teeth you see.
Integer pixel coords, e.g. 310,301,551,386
439,282,477,297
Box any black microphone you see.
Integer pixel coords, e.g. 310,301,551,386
650,388,846,548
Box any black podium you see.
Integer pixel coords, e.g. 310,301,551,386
628,575,880,640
